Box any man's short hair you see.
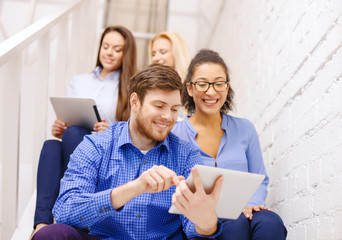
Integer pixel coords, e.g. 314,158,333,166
128,64,183,105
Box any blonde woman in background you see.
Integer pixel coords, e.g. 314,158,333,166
150,31,191,82
150,31,191,119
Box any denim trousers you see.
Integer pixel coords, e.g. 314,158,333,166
189,210,287,240
33,126,90,228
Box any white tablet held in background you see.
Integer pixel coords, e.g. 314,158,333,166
50,97,101,131
168,165,265,219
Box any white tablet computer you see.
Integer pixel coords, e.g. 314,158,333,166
169,165,265,219
50,97,101,131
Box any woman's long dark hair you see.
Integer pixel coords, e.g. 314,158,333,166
96,26,137,121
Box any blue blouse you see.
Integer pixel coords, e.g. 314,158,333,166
172,114,269,206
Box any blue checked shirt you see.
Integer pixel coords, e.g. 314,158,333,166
53,121,222,240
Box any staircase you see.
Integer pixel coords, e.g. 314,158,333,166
0,1,103,239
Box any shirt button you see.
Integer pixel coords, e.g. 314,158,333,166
143,160,147,164
104,208,107,212
100,210,103,213
137,214,141,218
107,207,111,210
80,218,83,221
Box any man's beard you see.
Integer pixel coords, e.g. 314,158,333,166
134,109,173,143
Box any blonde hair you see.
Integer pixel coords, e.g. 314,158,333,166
149,32,191,82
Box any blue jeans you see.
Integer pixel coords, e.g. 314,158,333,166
33,126,90,228
189,210,287,240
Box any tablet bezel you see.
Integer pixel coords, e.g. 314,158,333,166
168,164,265,219
50,97,100,131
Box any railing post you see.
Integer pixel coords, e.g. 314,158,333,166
1,54,21,240
17,32,51,219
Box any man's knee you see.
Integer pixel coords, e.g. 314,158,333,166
32,223,79,240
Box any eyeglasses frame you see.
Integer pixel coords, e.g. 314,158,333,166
190,81,229,92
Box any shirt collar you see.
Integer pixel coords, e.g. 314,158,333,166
221,113,229,131
117,121,133,148
93,67,121,81
117,120,170,152
184,117,198,138
184,113,229,134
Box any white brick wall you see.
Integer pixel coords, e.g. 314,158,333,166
196,0,342,239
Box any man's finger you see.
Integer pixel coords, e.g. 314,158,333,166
155,165,179,188
191,167,205,193
172,193,186,213
154,167,173,190
174,186,187,207
149,171,165,192
178,180,192,201
142,173,158,192
211,176,224,199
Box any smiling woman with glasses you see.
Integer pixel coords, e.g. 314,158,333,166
172,49,287,240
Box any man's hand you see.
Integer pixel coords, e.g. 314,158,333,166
171,167,224,236
242,205,270,220
111,165,184,210
135,165,184,194
51,119,67,139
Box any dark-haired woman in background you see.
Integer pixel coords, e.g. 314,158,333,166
172,49,287,240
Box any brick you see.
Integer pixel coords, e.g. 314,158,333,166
330,0,342,16
306,217,320,240
290,138,313,170
296,166,309,193
334,211,342,238
277,177,287,202
334,144,342,173
320,153,337,181
293,222,306,240
319,216,334,239
291,195,313,223
312,180,340,215
309,159,321,188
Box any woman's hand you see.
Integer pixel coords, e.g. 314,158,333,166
94,118,109,132
242,205,270,220
51,119,67,139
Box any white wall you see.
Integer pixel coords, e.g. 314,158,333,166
0,0,72,42
167,0,199,56
169,0,342,239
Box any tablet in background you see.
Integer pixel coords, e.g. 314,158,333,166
50,97,101,131
169,165,265,219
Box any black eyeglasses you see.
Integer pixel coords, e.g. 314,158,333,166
190,81,229,92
